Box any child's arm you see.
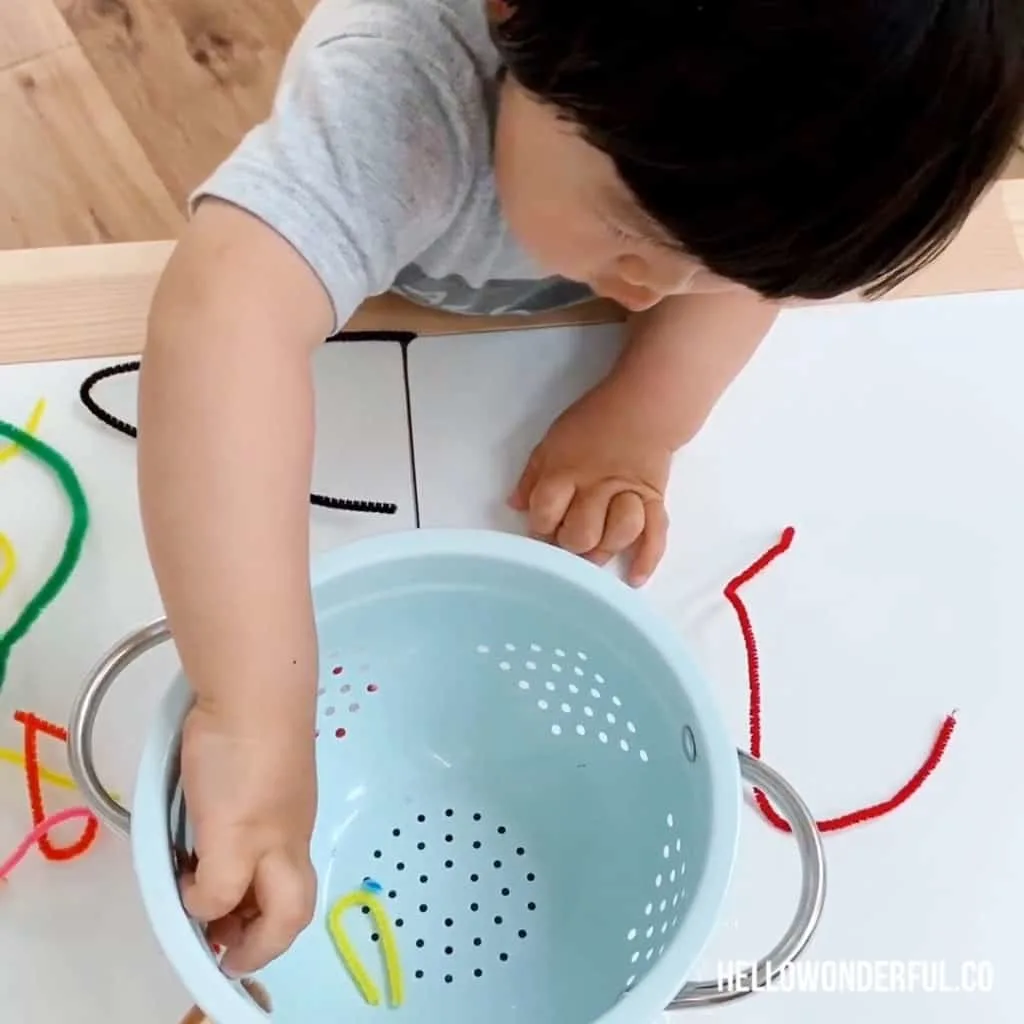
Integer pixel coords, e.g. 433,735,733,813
139,198,332,973
613,288,779,448
141,197,330,726
510,289,779,583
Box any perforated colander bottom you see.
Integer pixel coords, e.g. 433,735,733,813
350,806,540,987
250,779,692,1024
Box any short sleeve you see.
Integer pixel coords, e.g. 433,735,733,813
192,33,471,330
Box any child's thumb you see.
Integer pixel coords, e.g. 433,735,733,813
181,852,253,923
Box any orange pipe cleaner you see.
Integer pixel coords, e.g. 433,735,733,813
13,710,99,861
724,526,956,832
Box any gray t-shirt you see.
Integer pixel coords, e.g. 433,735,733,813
193,0,593,330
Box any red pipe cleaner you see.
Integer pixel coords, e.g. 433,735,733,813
724,527,956,833
13,710,99,861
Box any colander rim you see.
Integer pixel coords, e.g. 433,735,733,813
130,527,741,1024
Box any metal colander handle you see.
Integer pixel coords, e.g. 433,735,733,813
667,750,826,1009
67,619,172,839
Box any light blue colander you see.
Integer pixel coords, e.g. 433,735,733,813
68,529,824,1024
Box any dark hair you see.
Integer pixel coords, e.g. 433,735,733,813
494,1,1024,299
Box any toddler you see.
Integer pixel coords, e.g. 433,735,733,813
137,0,1024,978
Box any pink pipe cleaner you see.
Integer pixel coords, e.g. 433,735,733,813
0,807,96,882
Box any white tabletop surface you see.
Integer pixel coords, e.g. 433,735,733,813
0,339,415,1022
3,289,1023,1022
406,291,1024,1022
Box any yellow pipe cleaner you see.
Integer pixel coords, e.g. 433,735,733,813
327,889,404,1007
0,748,74,790
0,746,121,798
0,399,45,466
0,533,14,593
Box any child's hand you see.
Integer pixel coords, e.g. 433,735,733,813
178,699,318,977
508,379,672,585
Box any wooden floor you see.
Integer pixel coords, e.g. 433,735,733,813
0,0,313,250
3,0,1024,252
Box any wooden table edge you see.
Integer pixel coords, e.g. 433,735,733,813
2,180,1024,367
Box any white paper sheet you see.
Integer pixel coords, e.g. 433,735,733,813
407,291,1024,1023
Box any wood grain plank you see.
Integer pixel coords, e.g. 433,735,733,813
0,1,75,71
0,45,183,249
57,0,306,208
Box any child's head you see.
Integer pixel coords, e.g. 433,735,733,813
490,0,1024,311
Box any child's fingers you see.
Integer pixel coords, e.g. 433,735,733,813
508,451,540,511
181,852,253,924
527,473,577,538
556,487,612,554
206,913,246,952
219,849,316,976
592,491,646,559
628,501,669,586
